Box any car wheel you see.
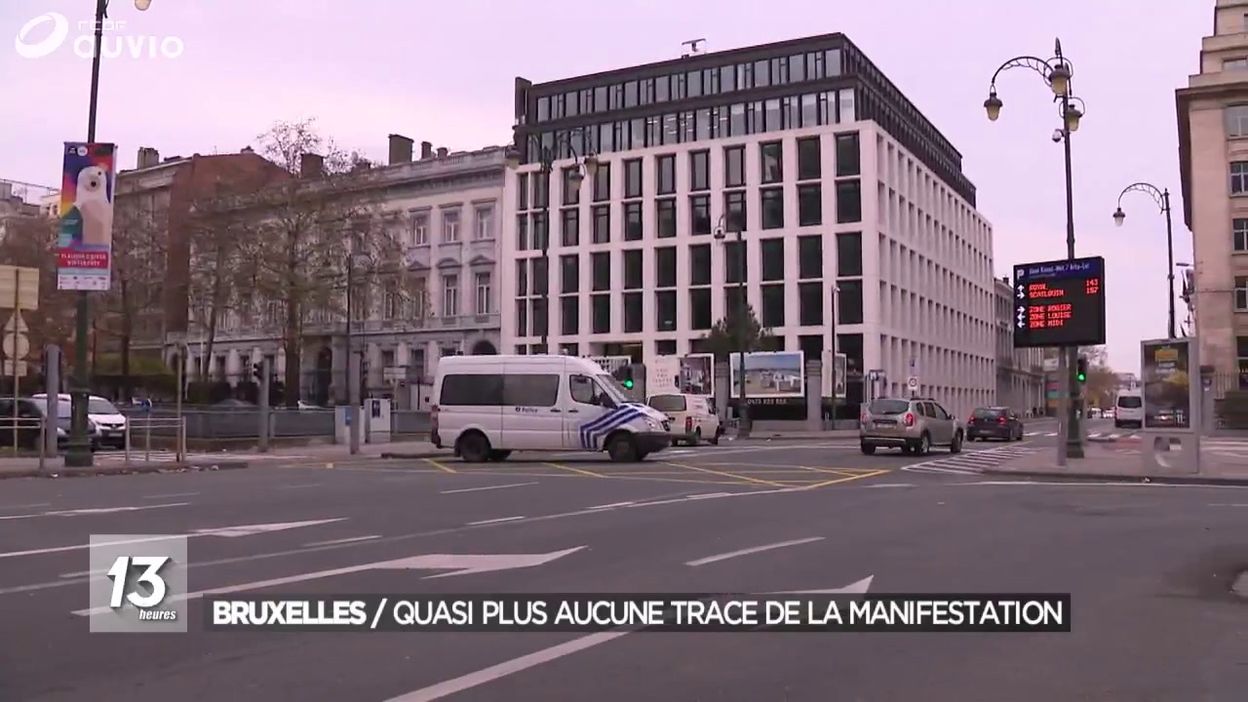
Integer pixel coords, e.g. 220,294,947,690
918,433,931,456
860,443,876,455
607,433,639,463
949,431,963,454
710,431,720,446
488,450,511,462
901,444,913,455
457,432,491,463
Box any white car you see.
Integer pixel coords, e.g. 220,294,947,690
33,393,127,449
648,393,722,446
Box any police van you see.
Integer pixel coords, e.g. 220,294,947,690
431,356,672,462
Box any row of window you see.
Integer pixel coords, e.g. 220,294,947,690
440,372,611,408
515,282,865,338
533,49,844,123
399,205,494,247
525,90,856,162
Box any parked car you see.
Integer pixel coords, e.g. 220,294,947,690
33,393,127,449
859,397,964,455
1115,389,1144,429
648,393,722,446
966,406,1024,442
0,398,100,451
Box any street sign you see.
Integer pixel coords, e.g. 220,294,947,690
2,360,27,376
1012,256,1106,348
906,376,919,389
1042,357,1059,372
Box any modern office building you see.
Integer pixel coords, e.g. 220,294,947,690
501,33,996,416
1178,0,1248,387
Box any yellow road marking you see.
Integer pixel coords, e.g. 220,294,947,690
544,462,604,478
798,465,863,478
423,458,457,474
663,462,787,488
799,469,891,490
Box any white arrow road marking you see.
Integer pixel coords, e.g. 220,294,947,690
73,546,586,616
686,536,824,567
386,575,872,702
769,575,875,595
302,535,382,547
0,517,345,561
0,501,189,522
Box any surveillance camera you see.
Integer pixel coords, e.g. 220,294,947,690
1051,129,1064,143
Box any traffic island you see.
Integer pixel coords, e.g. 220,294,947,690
983,443,1248,486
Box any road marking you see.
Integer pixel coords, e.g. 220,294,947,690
663,461,785,488
957,480,1248,490
686,492,733,500
589,501,635,509
796,465,859,477
0,502,52,511
142,492,200,499
862,483,915,489
544,461,604,478
803,469,891,489
424,458,457,474
303,535,382,547
467,516,526,526
686,536,824,567
279,483,323,490
0,501,190,522
441,482,538,495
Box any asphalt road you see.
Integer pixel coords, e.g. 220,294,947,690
2,418,1246,701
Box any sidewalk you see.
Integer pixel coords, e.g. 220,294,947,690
727,429,860,441
984,442,1248,486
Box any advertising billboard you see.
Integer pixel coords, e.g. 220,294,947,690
678,353,714,396
729,351,805,399
646,355,681,396
1141,340,1191,430
820,350,848,399
57,142,115,291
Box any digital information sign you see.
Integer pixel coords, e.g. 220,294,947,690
1012,256,1106,348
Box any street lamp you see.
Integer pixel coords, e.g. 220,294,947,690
68,0,156,468
985,37,1087,461
1114,182,1177,338
714,212,751,438
344,229,372,455
504,133,597,353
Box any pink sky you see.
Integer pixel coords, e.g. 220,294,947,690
1,0,1209,372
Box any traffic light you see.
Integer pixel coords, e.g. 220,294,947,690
612,365,635,391
1076,356,1088,383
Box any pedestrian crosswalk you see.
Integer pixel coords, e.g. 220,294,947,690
901,445,1041,476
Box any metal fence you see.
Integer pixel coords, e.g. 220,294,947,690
124,416,187,464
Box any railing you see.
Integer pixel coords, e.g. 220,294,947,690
0,417,48,472
124,416,187,464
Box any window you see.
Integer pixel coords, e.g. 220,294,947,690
798,184,822,226
561,208,579,246
624,80,638,107
442,210,460,242
657,154,676,195
561,297,579,335
729,103,745,136
835,133,861,176
725,240,747,283
534,175,549,208
725,190,747,233
656,291,677,331
442,275,459,316
655,75,670,102
761,238,785,281
562,168,581,205
624,292,643,332
690,288,712,330
518,173,529,210
656,246,676,287
760,141,783,183
475,206,493,240
570,374,608,405
725,145,745,187
1236,219,1248,251
413,213,429,245
515,260,527,295
624,250,643,289
516,215,528,251
691,195,711,235
625,159,643,198
475,272,491,315
531,211,548,250
531,298,548,337
687,70,703,97
839,88,856,122
504,374,560,407
789,54,806,83
561,254,579,293
530,257,549,297
1226,58,1248,70
838,279,863,324
1228,106,1248,138
754,59,770,87
592,205,610,243
690,244,711,285
799,282,823,325
762,285,785,327
690,150,710,191
798,235,822,279
440,374,504,405
836,180,862,223
1233,162,1248,194
624,202,643,240
761,188,784,229
657,199,676,238
592,294,611,333
1238,277,1248,311
592,252,610,290
795,139,822,181
655,339,677,356
593,163,611,201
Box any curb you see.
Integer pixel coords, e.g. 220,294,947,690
726,435,860,443
0,461,250,480
981,467,1248,487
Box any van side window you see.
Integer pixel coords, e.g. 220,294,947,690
570,374,603,405
503,374,560,407
440,374,504,405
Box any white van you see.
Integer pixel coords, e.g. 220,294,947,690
648,393,721,446
431,356,672,462
1114,389,1144,429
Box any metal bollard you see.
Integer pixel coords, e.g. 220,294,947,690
124,423,130,465
37,418,45,474
145,418,151,463
178,419,186,463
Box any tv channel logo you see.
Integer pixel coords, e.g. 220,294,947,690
88,535,187,633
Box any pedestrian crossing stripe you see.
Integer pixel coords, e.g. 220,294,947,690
901,445,1040,476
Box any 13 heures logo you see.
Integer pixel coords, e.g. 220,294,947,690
106,555,178,621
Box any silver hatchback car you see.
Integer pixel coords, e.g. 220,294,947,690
859,397,964,456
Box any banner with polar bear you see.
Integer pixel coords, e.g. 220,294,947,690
57,142,115,291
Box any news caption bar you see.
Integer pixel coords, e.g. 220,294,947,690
205,594,1071,633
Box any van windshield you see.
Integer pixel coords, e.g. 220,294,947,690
649,395,686,412
1117,396,1142,408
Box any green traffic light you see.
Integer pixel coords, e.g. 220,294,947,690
1076,371,1086,383
622,379,634,389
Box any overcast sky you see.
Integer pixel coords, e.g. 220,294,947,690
0,0,1209,372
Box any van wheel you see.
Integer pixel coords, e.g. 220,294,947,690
457,432,491,463
692,428,702,446
488,450,511,462
606,433,639,463
710,431,720,446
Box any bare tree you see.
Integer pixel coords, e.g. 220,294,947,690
0,215,76,373
100,197,166,401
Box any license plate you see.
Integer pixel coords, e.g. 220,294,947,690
874,420,896,427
